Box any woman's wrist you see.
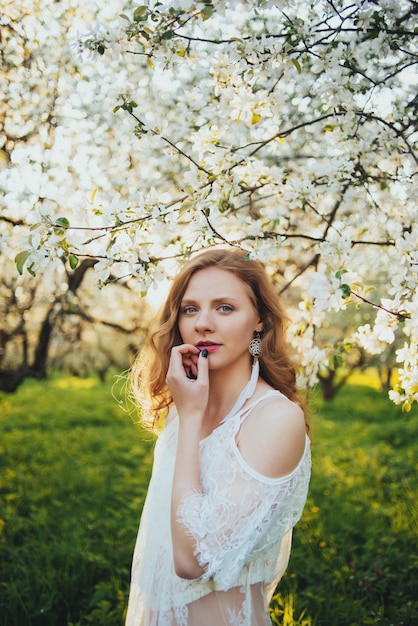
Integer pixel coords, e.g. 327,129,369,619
177,407,205,420
177,414,204,435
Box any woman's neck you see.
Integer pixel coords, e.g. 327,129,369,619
203,363,254,428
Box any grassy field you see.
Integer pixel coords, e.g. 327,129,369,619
0,373,417,626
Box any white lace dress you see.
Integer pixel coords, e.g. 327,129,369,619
125,390,311,626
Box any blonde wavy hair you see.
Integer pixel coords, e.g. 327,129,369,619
130,247,304,430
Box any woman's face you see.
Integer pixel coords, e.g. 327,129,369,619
178,267,263,373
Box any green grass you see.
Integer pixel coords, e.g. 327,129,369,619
0,375,155,626
1,374,417,625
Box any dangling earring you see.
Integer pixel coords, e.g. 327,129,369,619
249,332,262,362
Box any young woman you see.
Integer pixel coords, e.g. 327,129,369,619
125,248,311,626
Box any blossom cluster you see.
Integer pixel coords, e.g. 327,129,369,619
2,0,417,406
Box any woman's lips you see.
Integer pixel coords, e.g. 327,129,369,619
197,343,220,353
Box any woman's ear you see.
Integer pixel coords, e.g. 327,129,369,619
255,320,263,333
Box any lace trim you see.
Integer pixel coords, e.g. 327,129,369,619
177,436,311,590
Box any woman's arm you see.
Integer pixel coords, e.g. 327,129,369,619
174,395,310,588
166,346,209,579
171,419,205,579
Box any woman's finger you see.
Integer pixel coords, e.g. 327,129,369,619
167,344,200,381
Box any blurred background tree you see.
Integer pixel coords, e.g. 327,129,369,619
0,0,156,390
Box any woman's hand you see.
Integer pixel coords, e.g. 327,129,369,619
166,344,209,420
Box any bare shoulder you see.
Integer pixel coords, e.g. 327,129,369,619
237,393,307,480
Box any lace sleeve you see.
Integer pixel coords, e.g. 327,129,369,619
176,433,310,590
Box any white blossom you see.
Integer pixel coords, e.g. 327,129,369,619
3,0,417,407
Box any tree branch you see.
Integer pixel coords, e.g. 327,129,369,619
349,290,411,320
356,111,418,166
128,110,213,176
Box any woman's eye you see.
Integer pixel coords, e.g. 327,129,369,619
182,306,197,315
218,304,234,313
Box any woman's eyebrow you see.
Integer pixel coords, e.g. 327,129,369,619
181,296,239,305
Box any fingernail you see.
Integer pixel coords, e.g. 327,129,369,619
201,349,208,358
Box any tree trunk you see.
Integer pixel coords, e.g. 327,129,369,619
32,309,54,378
0,259,96,392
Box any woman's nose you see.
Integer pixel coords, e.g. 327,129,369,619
194,310,214,332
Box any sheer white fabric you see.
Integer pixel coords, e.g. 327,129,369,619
126,390,311,626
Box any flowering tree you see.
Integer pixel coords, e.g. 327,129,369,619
3,0,417,407
0,1,150,389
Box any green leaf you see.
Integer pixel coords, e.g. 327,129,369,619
178,201,194,217
133,6,148,21
55,217,70,228
397,311,411,322
291,58,302,74
15,250,31,275
162,30,174,40
335,269,347,279
202,6,214,20
340,284,351,298
68,254,79,270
